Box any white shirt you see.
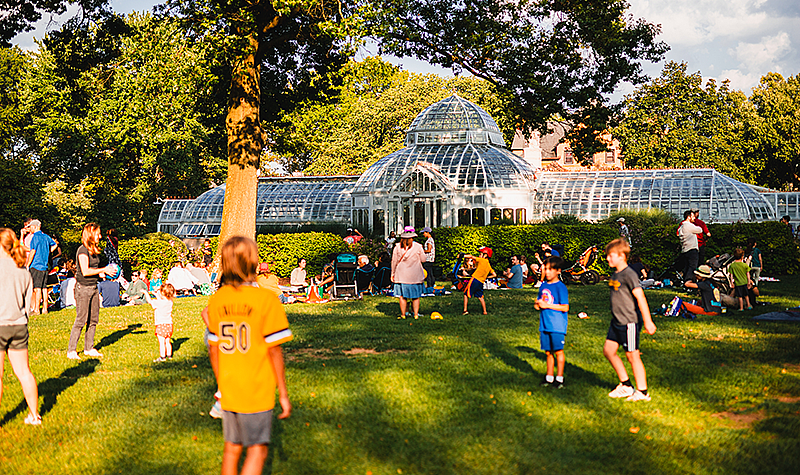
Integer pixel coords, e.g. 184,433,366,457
167,267,198,291
151,297,173,325
424,237,435,263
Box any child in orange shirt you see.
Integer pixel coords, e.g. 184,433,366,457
204,237,292,475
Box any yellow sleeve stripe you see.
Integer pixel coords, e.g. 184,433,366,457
265,328,292,345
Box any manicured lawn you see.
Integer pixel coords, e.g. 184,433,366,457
2,277,799,474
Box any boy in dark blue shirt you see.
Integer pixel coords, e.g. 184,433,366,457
535,256,569,388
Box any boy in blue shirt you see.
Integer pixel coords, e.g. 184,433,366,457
534,256,569,388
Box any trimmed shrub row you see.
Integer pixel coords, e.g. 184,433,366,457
116,223,800,278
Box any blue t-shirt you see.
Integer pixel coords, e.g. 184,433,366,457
507,264,523,288
29,231,56,271
538,280,568,334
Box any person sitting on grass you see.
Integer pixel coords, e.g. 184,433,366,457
315,264,335,293
257,262,294,304
462,247,496,315
604,238,657,402
205,236,292,475
729,247,753,311
149,268,163,293
681,265,722,316
123,271,149,306
143,283,175,362
290,258,308,290
535,256,569,388
503,255,524,289
167,261,198,296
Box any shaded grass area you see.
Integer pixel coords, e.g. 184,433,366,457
1,278,799,474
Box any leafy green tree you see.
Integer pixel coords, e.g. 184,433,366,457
276,57,517,176
0,0,110,46
0,47,27,152
749,73,800,190
612,61,761,184
22,14,226,235
365,0,669,164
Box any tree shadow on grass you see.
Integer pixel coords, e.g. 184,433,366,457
514,344,610,389
95,323,145,351
375,302,399,318
0,359,100,426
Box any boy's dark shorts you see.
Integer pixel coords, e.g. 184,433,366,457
29,269,48,289
0,325,29,351
540,331,566,352
464,277,484,298
734,285,749,298
606,320,640,352
222,409,273,447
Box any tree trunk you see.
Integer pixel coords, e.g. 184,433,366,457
218,31,262,248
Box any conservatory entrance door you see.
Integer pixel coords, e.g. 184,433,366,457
385,164,453,234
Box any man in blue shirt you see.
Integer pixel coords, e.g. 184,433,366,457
504,255,524,289
25,219,59,315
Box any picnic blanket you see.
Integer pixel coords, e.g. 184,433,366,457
752,310,800,322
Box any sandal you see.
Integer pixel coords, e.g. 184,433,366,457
24,413,42,426
462,311,469,315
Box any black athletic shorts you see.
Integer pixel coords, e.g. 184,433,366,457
30,269,48,289
606,320,640,352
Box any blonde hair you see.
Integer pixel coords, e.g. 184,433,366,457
605,238,631,258
0,228,27,267
219,236,258,288
81,223,102,255
160,283,176,299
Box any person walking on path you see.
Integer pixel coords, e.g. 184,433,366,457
391,226,427,319
68,223,115,360
0,228,42,425
677,211,703,282
422,227,436,289
24,219,59,315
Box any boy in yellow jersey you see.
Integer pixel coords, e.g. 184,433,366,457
462,247,496,315
205,236,292,475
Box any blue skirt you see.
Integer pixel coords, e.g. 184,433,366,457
394,283,424,299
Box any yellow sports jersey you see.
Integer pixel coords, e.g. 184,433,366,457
471,257,494,283
257,273,282,299
207,284,292,413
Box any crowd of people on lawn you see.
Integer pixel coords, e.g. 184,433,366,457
0,210,790,475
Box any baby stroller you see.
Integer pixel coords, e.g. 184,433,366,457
706,253,734,295
561,245,601,285
330,253,358,299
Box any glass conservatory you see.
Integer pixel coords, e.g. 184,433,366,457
158,95,800,238
160,176,356,237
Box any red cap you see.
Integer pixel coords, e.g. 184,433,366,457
478,247,493,258
258,262,269,273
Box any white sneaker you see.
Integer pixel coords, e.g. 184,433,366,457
209,400,222,419
24,413,42,426
84,349,103,358
608,383,635,398
626,390,651,402
67,351,80,360
534,282,542,288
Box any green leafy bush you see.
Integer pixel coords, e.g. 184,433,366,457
118,234,189,275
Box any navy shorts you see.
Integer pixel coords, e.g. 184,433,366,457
734,285,748,298
606,320,640,352
465,277,484,298
540,331,566,352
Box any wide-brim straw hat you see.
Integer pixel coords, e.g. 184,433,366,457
694,265,712,278
400,226,417,238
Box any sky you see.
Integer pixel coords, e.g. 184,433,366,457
11,0,800,98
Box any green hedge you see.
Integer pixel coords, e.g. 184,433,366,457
118,233,189,275
116,222,800,280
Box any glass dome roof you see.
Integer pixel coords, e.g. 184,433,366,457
354,95,535,193
167,177,356,237
532,169,776,223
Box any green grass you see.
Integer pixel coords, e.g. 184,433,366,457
2,277,800,474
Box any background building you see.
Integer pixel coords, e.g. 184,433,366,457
158,96,800,238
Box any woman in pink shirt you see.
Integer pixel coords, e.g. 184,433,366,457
391,227,426,319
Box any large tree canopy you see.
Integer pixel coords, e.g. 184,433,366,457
0,0,111,46
750,73,800,190
612,61,761,184
365,0,669,163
